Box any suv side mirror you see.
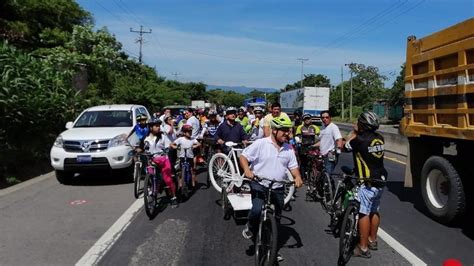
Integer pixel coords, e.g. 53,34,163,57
65,122,74,129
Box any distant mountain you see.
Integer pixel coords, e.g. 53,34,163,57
206,85,278,94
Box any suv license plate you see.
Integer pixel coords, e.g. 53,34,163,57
77,155,92,163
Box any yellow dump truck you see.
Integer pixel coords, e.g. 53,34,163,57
400,18,474,223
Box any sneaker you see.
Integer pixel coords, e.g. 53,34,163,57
242,225,253,240
277,253,285,262
368,239,378,250
353,245,371,258
170,197,178,208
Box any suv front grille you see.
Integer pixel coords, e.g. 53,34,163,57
63,139,110,153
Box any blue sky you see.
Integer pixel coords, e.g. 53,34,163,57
77,0,473,89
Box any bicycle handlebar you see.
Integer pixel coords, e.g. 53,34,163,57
250,175,295,185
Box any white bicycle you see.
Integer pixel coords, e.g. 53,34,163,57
208,141,295,214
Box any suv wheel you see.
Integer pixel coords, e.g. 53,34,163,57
56,170,74,184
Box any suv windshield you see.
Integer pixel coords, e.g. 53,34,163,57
74,111,133,127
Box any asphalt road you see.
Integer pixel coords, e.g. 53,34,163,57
0,171,136,265
1,153,472,265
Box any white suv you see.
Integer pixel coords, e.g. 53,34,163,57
50,104,150,183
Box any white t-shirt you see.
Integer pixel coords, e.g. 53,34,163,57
161,124,176,148
185,115,201,140
241,137,298,189
143,134,166,155
319,122,342,155
173,137,198,158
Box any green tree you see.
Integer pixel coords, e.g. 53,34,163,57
0,0,92,49
284,74,331,91
388,64,405,106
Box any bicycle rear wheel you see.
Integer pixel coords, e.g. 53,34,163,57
255,213,278,266
144,173,158,219
208,153,236,193
338,204,359,265
133,161,142,199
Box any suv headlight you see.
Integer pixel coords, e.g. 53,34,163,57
53,136,64,148
108,134,128,148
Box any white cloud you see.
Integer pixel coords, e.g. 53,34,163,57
100,18,404,89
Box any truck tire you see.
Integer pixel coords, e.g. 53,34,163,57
420,156,466,224
55,170,74,185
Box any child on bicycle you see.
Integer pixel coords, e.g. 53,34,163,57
170,124,201,189
143,118,178,207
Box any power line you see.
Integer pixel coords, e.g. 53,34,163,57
130,25,152,63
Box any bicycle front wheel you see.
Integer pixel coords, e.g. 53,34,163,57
321,172,334,212
133,162,142,199
255,213,278,266
338,204,359,265
283,170,295,206
143,173,158,219
208,153,236,193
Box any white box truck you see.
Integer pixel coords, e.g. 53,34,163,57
280,87,330,118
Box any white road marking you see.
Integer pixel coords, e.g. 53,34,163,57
378,228,427,266
385,156,406,165
75,199,143,266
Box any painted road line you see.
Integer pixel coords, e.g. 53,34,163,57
385,156,406,165
0,171,54,197
378,228,427,266
76,199,143,266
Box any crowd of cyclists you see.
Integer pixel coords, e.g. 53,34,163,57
128,102,387,263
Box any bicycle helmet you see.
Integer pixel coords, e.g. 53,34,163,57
136,114,148,121
226,106,237,114
357,111,379,131
302,113,312,120
270,116,293,129
208,110,217,117
148,117,162,126
253,106,264,113
181,124,193,132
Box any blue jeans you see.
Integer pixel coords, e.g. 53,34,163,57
247,181,284,233
324,156,338,175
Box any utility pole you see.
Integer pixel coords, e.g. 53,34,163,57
130,25,152,63
296,58,309,88
344,63,354,121
341,66,344,120
171,72,180,81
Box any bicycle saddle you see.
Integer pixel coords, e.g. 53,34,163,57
225,141,239,147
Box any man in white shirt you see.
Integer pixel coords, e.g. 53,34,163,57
240,116,303,253
315,110,343,175
184,108,201,140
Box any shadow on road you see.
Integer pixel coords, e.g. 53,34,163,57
63,171,132,187
387,181,474,240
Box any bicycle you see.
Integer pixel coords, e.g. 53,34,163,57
208,141,295,210
143,152,173,219
302,147,334,211
326,166,358,236
338,170,386,265
252,176,294,266
128,145,146,199
178,147,193,200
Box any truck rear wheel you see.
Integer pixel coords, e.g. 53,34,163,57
421,156,465,224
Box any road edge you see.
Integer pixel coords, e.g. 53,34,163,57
0,171,54,197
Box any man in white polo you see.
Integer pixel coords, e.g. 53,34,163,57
240,116,303,261
315,110,343,175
